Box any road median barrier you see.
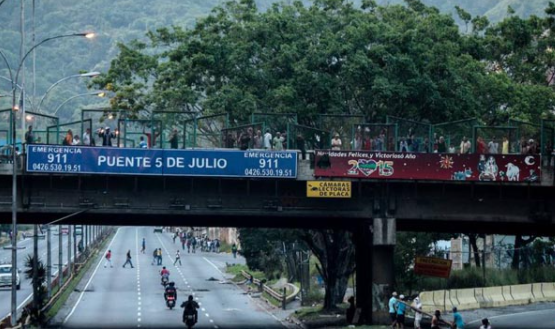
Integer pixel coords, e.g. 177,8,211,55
532,283,546,302
453,288,479,310
541,282,555,300
421,282,555,311
510,284,533,306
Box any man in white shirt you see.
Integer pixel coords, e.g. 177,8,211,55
488,137,499,154
82,128,91,146
413,296,422,329
263,129,272,150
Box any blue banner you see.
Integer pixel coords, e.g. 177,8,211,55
26,145,297,178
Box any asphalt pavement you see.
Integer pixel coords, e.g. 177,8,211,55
0,227,71,321
461,302,555,329
58,227,287,329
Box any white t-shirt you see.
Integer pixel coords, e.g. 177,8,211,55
479,325,492,329
264,132,272,149
414,300,422,321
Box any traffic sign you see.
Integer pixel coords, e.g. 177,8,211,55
414,256,452,278
306,181,351,198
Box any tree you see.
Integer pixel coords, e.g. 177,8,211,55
302,230,355,310
23,255,46,326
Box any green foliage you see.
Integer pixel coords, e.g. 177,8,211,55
395,232,455,294
237,228,302,280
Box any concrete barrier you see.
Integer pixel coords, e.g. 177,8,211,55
510,284,533,305
422,282,555,311
453,288,479,310
432,289,456,312
419,291,435,313
502,285,513,304
532,283,546,302
541,282,555,300
481,286,506,307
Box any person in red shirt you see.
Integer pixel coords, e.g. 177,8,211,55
160,266,170,278
143,126,161,148
104,250,113,268
477,137,487,154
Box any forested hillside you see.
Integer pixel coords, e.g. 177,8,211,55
0,0,552,120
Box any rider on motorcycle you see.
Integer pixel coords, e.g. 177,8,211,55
181,295,200,324
164,281,177,300
160,266,170,285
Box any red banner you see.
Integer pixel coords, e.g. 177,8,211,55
314,150,541,182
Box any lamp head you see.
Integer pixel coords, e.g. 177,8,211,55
84,33,95,39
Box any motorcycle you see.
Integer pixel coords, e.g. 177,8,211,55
183,310,196,329
161,275,169,287
166,295,176,310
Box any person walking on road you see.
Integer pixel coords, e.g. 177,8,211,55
151,248,158,265
412,295,422,329
122,250,134,268
479,318,492,329
231,243,238,259
157,248,163,265
104,250,113,268
451,307,465,329
431,310,442,329
396,294,406,328
141,238,146,254
174,250,182,266
388,292,398,328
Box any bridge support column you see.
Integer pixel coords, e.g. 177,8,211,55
372,217,396,324
355,218,396,325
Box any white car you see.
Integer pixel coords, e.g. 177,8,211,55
0,264,20,290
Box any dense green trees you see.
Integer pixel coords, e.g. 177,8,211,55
90,0,555,310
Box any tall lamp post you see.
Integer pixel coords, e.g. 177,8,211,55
35,71,100,113
53,91,106,116
3,32,94,326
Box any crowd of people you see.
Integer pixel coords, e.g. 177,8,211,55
385,291,494,329
11,123,553,160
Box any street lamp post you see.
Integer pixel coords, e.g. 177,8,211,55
3,32,94,326
35,71,100,113
53,91,106,116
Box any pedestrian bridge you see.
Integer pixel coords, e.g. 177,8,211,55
0,149,553,235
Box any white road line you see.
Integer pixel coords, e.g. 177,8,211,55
466,308,554,325
63,228,121,324
202,257,224,275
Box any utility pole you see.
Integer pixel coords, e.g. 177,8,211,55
32,224,38,309
67,225,72,276
58,225,63,287
46,225,51,298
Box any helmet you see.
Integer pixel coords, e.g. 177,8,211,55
188,295,194,301
169,282,175,287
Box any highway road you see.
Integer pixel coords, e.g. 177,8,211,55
0,226,72,321
464,307,555,328
60,227,286,328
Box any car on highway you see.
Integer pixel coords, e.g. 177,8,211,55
153,227,163,233
0,264,20,290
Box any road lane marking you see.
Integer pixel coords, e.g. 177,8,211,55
63,228,121,324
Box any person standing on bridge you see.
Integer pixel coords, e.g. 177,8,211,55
122,250,134,268
104,250,113,268
331,134,342,151
99,127,117,147
25,125,35,145
169,128,179,149
273,132,284,151
174,250,182,266
263,129,272,150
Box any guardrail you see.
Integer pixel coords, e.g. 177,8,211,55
240,270,300,309
420,282,555,312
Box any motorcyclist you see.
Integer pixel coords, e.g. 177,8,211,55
160,266,170,284
181,295,200,324
164,282,177,301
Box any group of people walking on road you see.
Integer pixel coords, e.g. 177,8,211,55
388,292,492,329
